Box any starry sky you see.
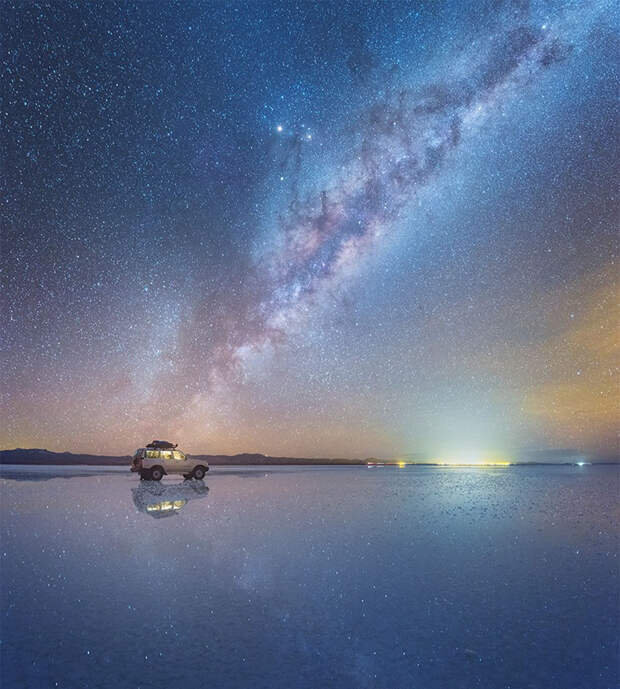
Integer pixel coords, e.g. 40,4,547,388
2,0,618,459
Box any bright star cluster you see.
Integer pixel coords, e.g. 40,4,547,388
2,1,618,458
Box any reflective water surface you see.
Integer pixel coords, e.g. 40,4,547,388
1,465,618,688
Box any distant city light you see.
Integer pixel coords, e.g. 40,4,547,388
367,454,512,468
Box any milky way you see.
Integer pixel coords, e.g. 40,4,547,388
2,0,618,457
197,8,586,403
242,20,573,350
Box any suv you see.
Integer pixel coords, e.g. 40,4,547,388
130,441,209,481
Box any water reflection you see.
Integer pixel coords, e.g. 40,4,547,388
1,466,618,689
132,479,209,518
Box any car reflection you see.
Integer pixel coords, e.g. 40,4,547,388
132,479,209,518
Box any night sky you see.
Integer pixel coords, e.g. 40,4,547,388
2,0,618,459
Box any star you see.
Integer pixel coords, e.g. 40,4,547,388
1,0,616,460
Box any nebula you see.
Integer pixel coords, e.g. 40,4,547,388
210,18,575,387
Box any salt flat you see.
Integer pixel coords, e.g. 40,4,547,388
1,465,618,688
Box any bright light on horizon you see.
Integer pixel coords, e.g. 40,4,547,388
416,450,511,466
440,450,507,464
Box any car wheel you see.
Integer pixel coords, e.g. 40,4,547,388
140,469,151,480
193,465,206,480
151,466,164,481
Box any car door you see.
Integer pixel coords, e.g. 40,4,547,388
172,450,190,473
158,449,175,472
145,449,160,467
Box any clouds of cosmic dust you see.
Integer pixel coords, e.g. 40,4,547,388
175,9,581,443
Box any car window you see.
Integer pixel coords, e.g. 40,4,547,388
160,450,172,460
146,450,160,459
173,450,185,461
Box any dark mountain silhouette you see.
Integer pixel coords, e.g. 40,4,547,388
2,448,617,467
0,448,365,466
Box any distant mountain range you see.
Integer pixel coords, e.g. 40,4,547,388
1,448,617,467
0,448,366,466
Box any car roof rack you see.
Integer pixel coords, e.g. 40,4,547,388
146,440,178,450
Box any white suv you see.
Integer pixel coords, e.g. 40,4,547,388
130,443,209,481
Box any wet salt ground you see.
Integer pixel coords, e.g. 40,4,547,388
1,465,618,689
